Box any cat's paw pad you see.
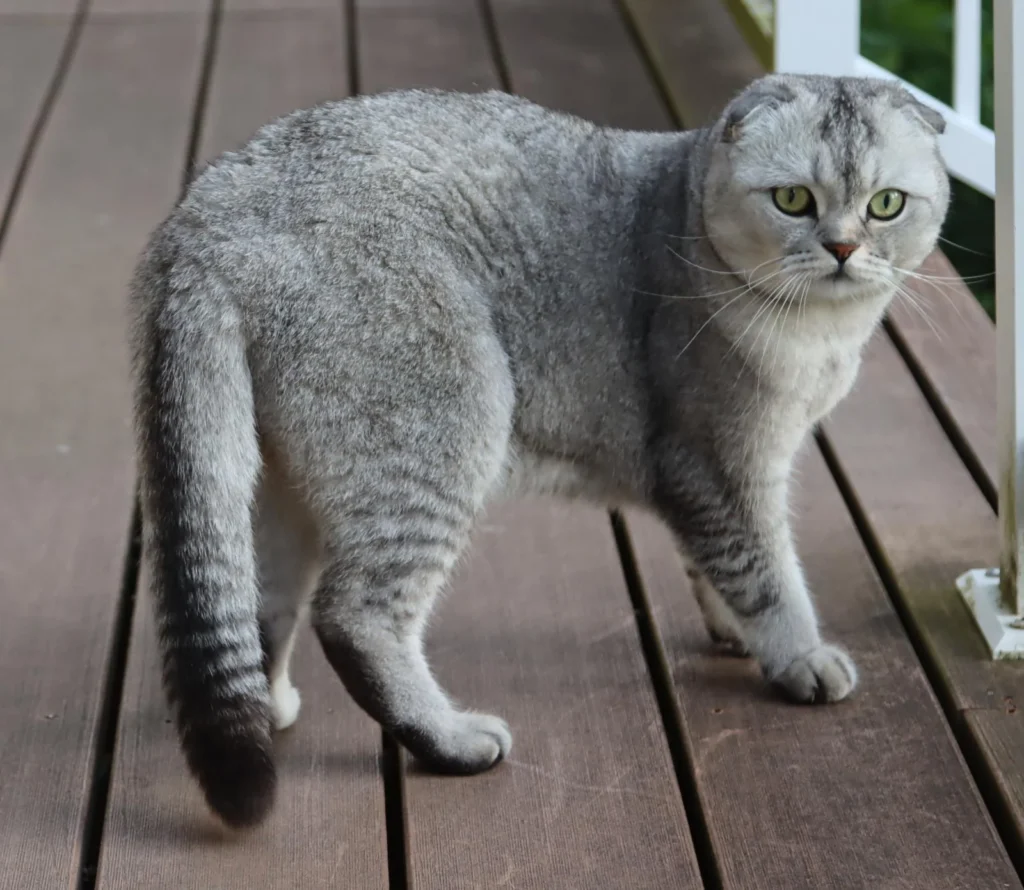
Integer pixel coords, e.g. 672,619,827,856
403,711,512,775
772,645,857,704
270,680,301,731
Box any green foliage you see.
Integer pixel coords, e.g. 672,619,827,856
861,0,995,317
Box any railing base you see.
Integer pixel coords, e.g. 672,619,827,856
956,568,1024,659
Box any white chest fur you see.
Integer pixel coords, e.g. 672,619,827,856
731,294,885,465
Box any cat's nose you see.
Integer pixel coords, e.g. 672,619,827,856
823,242,859,265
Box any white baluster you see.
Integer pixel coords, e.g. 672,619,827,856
774,0,859,76
954,0,982,122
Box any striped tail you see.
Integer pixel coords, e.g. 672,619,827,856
130,249,275,828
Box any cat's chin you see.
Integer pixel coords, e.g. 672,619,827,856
801,271,893,305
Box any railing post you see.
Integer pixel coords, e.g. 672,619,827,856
954,0,983,123
995,0,1024,616
773,0,859,76
957,0,1024,657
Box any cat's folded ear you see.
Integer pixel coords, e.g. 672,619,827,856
721,77,796,144
893,89,947,135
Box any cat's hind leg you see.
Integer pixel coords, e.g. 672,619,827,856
684,558,750,657
307,440,513,773
313,542,512,774
285,316,516,773
255,460,322,731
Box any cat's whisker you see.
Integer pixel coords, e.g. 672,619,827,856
665,244,733,276
666,244,786,280
938,234,993,257
889,279,945,342
769,273,804,378
676,265,796,362
796,272,812,331
634,265,786,303
759,273,803,381
895,272,970,326
893,265,993,284
635,268,786,305
633,287,727,301
735,274,794,382
722,274,795,363
673,289,753,360
661,223,744,243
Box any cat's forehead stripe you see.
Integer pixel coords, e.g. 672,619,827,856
816,82,876,203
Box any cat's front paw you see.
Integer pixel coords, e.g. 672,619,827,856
771,644,857,704
400,711,512,775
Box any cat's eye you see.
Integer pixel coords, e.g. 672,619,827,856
867,189,906,220
772,185,815,217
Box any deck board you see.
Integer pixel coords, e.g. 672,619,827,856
95,3,389,888
0,8,208,889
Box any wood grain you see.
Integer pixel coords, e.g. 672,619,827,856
0,10,207,890
626,449,1020,889
405,502,701,890
96,4,389,888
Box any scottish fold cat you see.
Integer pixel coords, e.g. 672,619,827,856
128,73,949,827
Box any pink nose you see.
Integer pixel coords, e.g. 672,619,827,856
824,242,859,264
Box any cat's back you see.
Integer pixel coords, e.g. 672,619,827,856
177,89,593,236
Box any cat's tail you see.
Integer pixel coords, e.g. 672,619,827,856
128,237,275,829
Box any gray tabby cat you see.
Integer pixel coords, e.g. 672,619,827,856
129,73,949,828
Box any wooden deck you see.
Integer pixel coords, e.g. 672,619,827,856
1,0,1022,887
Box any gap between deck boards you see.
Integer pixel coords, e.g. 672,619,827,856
76,2,224,887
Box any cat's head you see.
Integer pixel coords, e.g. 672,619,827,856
702,73,950,303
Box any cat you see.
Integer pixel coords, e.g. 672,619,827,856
128,73,950,828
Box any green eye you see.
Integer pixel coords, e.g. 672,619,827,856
772,185,814,216
868,189,906,220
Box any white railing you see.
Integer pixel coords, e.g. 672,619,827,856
770,0,1024,657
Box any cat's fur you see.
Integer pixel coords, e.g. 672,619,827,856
129,74,950,828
